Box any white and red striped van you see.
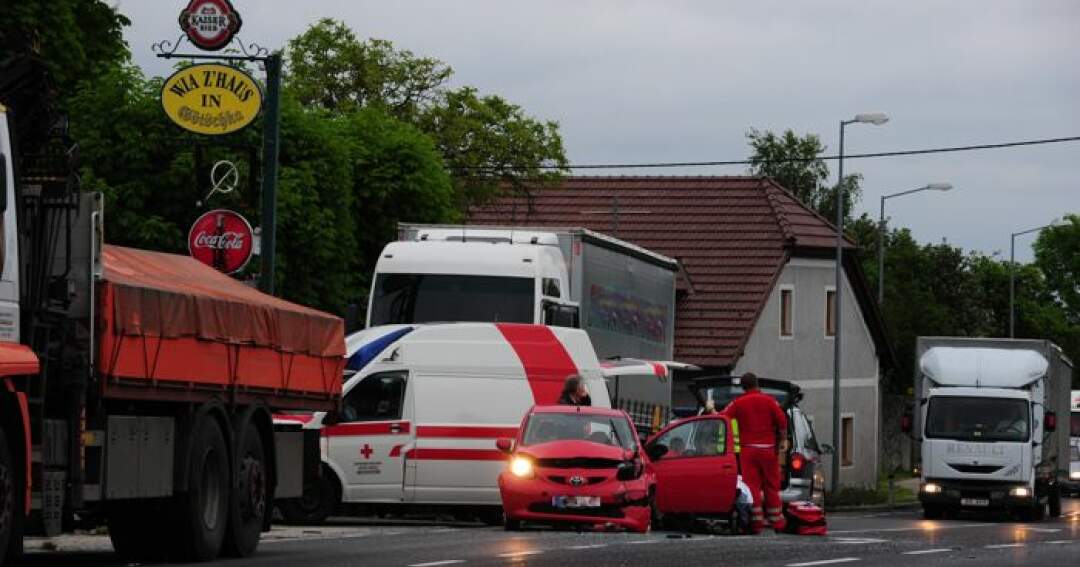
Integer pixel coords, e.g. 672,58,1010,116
277,323,610,523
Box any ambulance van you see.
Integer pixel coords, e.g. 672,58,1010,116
277,323,611,523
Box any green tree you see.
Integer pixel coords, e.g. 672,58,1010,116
1033,214,1080,324
285,19,567,209
746,128,861,222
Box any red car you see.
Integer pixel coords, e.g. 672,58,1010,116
497,406,656,533
644,414,740,526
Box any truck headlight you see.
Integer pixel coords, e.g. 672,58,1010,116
510,456,534,478
1071,471,1080,480
921,482,942,494
1009,486,1030,497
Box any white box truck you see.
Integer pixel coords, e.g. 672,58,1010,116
907,337,1074,520
366,224,678,361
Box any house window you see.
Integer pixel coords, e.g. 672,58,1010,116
825,288,836,337
841,414,854,467
779,286,793,338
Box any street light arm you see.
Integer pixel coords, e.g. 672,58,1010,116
882,186,934,200
1011,223,1056,238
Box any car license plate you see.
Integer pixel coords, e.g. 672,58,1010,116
552,496,601,509
961,498,989,507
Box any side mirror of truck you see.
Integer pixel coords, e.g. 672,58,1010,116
496,438,514,454
542,301,580,328
1044,411,1056,432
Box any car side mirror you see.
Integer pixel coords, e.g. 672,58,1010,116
646,444,668,461
321,409,341,426
496,438,513,454
820,443,834,455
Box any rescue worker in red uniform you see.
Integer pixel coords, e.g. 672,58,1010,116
722,372,788,533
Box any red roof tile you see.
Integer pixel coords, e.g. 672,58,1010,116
467,176,864,368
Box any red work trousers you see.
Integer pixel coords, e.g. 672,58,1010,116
741,445,785,532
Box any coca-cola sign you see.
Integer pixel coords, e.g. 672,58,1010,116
188,209,254,274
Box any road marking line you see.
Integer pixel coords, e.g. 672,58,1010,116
1045,540,1073,544
1023,527,1060,533
409,561,465,567
497,551,543,558
568,544,607,550
786,558,861,567
830,523,985,534
627,539,662,544
832,537,888,544
985,543,1025,549
902,549,951,555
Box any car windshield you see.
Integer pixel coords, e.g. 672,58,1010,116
522,413,637,451
925,397,1030,442
1071,412,1080,438
369,273,534,326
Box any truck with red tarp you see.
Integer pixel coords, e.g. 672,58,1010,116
0,97,343,564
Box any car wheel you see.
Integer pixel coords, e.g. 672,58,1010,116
279,466,339,525
922,505,943,520
503,515,522,531
478,507,504,526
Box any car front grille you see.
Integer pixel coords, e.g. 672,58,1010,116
536,457,622,469
547,475,608,485
527,503,625,518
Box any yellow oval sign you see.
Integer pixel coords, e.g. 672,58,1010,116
161,63,262,135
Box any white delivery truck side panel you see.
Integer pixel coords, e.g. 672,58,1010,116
314,323,609,513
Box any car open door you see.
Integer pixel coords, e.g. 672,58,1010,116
648,416,737,514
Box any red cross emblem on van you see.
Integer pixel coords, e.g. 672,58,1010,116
360,444,373,460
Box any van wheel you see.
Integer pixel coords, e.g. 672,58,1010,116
176,414,230,561
279,466,339,525
478,507,504,526
1048,486,1062,518
222,417,267,557
107,501,171,561
1,429,16,566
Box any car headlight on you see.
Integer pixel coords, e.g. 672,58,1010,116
510,456,534,478
1071,471,1080,480
1009,486,1031,498
921,482,942,494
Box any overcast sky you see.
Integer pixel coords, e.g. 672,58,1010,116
120,0,1078,261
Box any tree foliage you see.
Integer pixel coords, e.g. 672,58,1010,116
286,19,568,209
746,128,860,222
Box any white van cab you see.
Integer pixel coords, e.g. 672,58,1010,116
277,323,610,523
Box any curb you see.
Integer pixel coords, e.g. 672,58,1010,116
826,502,920,513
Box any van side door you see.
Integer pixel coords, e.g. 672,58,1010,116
325,370,411,502
648,416,738,514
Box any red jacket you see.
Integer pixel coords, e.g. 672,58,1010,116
721,389,788,446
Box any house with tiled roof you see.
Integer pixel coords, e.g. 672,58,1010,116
469,176,892,488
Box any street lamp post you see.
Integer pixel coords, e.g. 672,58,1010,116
831,112,887,496
1009,218,1067,337
877,183,953,304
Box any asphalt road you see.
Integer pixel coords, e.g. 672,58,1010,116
19,498,1080,567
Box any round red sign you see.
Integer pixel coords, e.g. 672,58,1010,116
179,0,242,51
188,209,254,274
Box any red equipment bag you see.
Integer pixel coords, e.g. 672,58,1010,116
783,501,827,535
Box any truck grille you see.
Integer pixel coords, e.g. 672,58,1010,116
947,463,1004,474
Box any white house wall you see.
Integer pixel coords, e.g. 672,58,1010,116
733,257,881,488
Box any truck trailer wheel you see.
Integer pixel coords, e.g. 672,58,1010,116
279,465,339,525
177,414,231,561
1,429,15,567
222,418,267,557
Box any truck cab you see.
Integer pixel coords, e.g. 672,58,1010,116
367,227,578,328
912,342,1071,520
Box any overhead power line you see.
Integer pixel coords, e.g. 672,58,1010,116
457,135,1080,172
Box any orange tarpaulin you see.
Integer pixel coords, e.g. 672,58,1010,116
101,245,344,358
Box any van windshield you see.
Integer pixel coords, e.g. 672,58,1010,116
369,273,534,326
522,413,637,451
925,397,1030,442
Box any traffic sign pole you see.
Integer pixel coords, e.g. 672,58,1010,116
258,53,281,295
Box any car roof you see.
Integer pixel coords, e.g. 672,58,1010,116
530,405,626,417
